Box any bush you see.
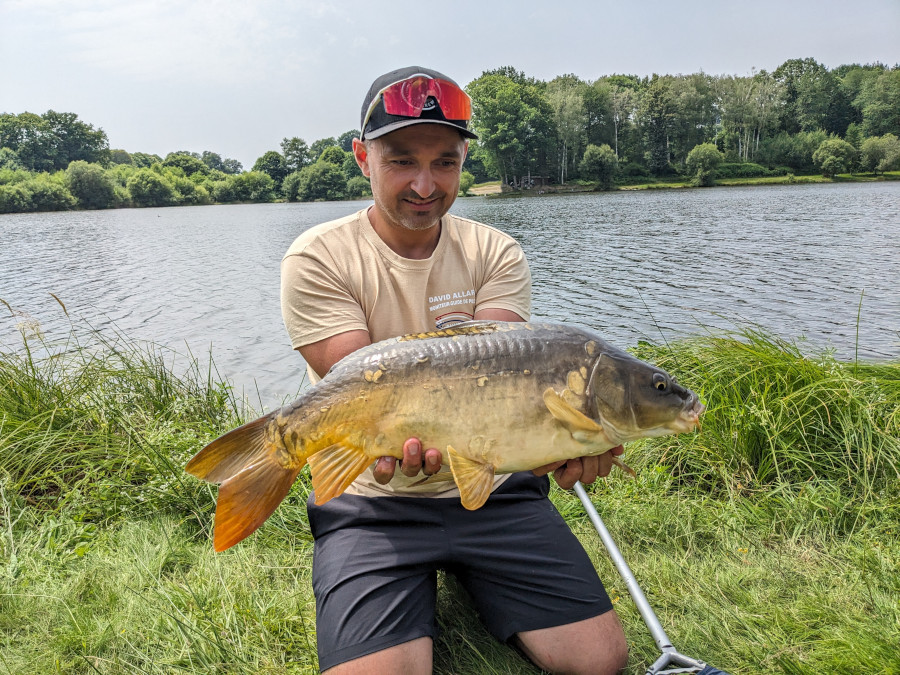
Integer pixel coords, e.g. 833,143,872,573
685,143,724,187
714,162,772,179
127,168,176,207
296,162,346,201
619,162,649,179
65,160,115,209
24,174,76,211
0,183,33,213
812,138,857,177
345,175,371,199
458,171,475,196
859,134,900,174
579,144,618,189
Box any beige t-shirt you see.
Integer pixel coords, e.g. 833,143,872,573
281,207,532,498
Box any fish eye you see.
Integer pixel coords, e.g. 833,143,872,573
652,373,668,391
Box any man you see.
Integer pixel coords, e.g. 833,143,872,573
281,66,628,674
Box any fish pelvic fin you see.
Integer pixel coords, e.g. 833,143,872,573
213,458,302,552
447,445,495,510
308,443,372,505
186,416,272,484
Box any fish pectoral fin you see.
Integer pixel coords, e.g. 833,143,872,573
446,445,495,511
213,459,301,552
308,443,372,505
543,387,603,433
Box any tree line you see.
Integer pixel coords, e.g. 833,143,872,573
2,57,899,213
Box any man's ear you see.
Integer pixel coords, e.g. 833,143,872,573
352,137,371,178
463,140,469,163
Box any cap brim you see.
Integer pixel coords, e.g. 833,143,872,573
363,118,478,141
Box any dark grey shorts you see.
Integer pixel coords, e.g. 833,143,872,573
307,472,613,671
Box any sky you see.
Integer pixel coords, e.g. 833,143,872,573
2,0,899,170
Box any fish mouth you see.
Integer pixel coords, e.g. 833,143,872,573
674,398,705,432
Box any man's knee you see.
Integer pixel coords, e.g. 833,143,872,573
515,610,628,675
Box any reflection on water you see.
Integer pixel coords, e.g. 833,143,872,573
1,183,898,410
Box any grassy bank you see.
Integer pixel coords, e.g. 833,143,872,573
1,315,898,674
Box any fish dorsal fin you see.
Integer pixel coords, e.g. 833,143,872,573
543,387,603,433
308,443,372,505
446,445,495,510
397,321,499,342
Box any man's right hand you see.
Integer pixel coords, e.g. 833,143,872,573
373,437,444,484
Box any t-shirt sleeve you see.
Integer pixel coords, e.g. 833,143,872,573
280,250,370,350
474,237,532,320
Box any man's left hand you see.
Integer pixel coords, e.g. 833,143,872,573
532,446,625,489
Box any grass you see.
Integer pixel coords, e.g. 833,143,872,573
1,310,898,674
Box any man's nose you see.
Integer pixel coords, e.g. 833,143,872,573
410,167,436,198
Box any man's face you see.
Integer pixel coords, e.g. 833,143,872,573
354,124,468,233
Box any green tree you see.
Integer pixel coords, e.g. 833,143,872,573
252,151,288,188
200,151,240,174
309,137,338,162
281,137,311,172
345,175,371,199
42,110,110,169
858,68,900,137
296,161,346,201
110,149,133,165
0,147,22,169
24,174,76,211
547,75,586,183
859,134,900,174
127,168,176,207
131,152,163,168
639,75,676,175
685,143,725,186
467,68,555,187
164,152,208,176
579,144,618,188
337,129,358,152
319,146,347,166
66,161,116,209
812,137,857,177
458,171,475,196
282,171,303,202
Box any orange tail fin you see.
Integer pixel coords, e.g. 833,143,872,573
185,415,304,551
213,459,301,552
186,416,271,484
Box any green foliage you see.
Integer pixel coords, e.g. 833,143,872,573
109,149,133,165
757,129,829,173
342,152,363,180
309,137,337,162
859,133,900,173
345,175,371,199
685,143,725,186
714,162,775,179
337,129,358,152
281,137,311,172
468,67,555,186
65,160,116,209
578,144,618,188
131,152,163,168
319,146,347,166
251,151,288,188
163,152,208,177
0,110,109,172
812,137,858,176
127,168,176,207
640,75,676,175
0,147,23,169
294,161,346,201
458,171,475,196
0,171,76,213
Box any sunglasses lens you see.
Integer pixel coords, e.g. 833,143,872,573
380,76,471,120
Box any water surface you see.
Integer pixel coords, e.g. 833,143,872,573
2,182,898,410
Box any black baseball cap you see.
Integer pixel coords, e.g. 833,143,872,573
359,66,478,141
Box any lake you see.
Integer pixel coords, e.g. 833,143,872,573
1,182,898,411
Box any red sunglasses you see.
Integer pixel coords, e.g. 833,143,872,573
362,75,472,131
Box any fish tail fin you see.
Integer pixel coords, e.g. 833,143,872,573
186,415,306,551
186,416,272,484
213,459,302,552
308,443,372,505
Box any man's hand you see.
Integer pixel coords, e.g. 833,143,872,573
373,437,443,485
532,446,625,489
